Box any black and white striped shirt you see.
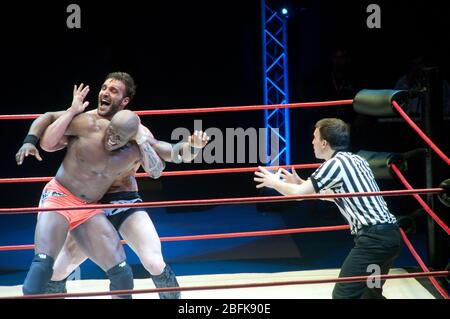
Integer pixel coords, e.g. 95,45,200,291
309,151,396,235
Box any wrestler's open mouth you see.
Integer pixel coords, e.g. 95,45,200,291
100,99,111,107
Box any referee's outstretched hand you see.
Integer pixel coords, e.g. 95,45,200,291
280,167,304,185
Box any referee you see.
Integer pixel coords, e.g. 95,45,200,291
254,118,402,299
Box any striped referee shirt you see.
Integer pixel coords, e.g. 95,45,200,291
309,151,397,235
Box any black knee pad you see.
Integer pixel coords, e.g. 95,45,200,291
152,264,181,299
22,253,55,295
106,261,134,299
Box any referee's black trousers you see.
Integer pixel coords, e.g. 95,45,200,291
332,224,402,299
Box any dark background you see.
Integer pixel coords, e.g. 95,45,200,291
0,0,448,282
1,0,449,204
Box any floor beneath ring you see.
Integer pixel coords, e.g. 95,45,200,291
0,268,436,299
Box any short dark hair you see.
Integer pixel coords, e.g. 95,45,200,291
315,118,350,151
105,72,136,100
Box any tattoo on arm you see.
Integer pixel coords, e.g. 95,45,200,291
140,141,165,178
150,140,176,162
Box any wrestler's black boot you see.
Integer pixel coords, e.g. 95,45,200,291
22,253,54,295
107,260,134,299
151,265,181,299
44,278,68,294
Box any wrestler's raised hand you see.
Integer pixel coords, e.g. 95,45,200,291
69,83,90,115
188,130,210,149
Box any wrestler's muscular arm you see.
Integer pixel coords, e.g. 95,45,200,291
140,130,209,163
134,125,165,179
138,140,166,179
40,84,91,150
133,124,209,176
15,111,68,164
16,84,89,162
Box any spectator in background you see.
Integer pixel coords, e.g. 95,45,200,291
328,48,358,101
394,55,450,119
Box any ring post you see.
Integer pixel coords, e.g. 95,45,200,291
422,67,448,277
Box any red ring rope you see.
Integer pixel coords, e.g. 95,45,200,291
0,188,443,215
399,228,449,299
0,224,350,252
2,223,447,298
391,164,450,235
4,270,449,299
1,97,447,299
392,100,450,165
0,163,321,184
1,210,446,298
0,100,353,120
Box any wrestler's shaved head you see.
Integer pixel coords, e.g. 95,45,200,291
104,110,140,151
111,110,140,136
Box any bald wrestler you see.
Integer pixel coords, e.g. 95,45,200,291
22,84,165,298
17,72,209,298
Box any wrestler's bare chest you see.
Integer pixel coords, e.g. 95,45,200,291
70,132,140,179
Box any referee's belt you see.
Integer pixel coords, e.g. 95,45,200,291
356,223,399,236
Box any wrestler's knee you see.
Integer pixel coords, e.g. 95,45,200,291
106,260,134,299
141,253,166,276
23,253,55,295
